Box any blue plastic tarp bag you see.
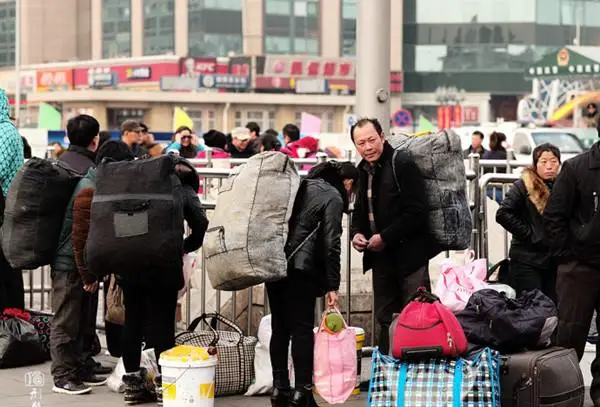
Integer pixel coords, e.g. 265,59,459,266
367,348,501,407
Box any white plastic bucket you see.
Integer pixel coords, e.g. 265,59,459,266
159,353,218,407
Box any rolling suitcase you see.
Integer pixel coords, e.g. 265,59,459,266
500,347,584,407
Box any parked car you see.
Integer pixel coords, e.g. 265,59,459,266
511,128,585,162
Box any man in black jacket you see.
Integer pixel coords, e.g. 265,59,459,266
350,118,433,354
544,140,600,406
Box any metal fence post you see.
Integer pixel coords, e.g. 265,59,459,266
470,153,482,257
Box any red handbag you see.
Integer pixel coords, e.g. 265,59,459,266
389,288,468,360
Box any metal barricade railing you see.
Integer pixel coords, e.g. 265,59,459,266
22,151,528,344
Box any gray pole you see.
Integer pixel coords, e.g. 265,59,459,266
14,0,21,123
355,0,391,135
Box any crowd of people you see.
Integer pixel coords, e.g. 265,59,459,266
2,82,600,405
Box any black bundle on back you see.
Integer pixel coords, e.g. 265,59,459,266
85,155,184,278
1,158,82,269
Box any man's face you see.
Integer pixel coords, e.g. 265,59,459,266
140,131,152,145
232,137,250,151
126,130,141,144
471,134,483,149
353,123,385,164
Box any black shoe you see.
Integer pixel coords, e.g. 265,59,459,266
52,378,92,395
123,369,156,405
92,362,113,375
82,373,108,387
155,375,163,406
289,386,319,407
271,387,291,407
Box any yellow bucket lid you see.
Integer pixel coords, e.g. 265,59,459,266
160,345,216,363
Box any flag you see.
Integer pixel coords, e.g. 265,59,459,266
173,106,194,132
37,103,61,130
418,115,436,132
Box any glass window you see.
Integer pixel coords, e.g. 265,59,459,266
188,0,243,57
341,0,356,56
0,0,15,67
294,111,334,132
103,0,131,57
410,0,535,24
264,0,320,55
235,110,275,131
143,0,174,56
531,132,584,154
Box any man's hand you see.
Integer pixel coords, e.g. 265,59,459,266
352,233,369,252
83,282,98,293
367,234,386,252
326,291,339,308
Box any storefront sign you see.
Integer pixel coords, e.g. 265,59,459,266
228,56,252,77
88,67,118,88
36,69,73,92
463,106,480,123
160,76,200,91
295,78,328,94
261,56,355,79
255,76,294,90
126,66,152,80
199,74,249,90
180,57,221,75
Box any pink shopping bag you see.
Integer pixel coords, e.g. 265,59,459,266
313,309,357,404
433,250,489,312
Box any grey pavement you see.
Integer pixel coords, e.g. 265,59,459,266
1,347,597,407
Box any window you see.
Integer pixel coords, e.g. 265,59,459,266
183,108,217,132
234,110,275,131
0,0,15,67
102,0,131,58
143,0,174,56
412,0,536,24
188,0,243,57
341,0,356,56
264,0,320,55
107,108,145,131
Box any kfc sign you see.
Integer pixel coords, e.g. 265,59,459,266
263,56,355,79
36,69,73,92
180,57,218,75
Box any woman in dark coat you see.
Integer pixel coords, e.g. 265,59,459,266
496,143,561,302
268,161,359,407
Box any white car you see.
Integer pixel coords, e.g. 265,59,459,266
511,128,585,163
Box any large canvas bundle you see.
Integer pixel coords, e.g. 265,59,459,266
389,129,472,251
204,152,301,291
86,155,184,277
1,158,81,269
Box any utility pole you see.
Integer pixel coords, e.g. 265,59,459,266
355,0,391,135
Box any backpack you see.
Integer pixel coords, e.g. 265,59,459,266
388,129,472,251
85,155,184,278
204,151,301,291
1,158,83,269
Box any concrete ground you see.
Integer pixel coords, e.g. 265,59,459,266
0,346,596,407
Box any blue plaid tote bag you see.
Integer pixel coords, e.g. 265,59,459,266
367,348,501,407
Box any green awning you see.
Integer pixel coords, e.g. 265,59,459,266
525,46,600,79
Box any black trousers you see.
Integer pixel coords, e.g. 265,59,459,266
0,247,24,311
266,272,317,388
372,257,430,354
555,261,600,399
509,260,557,303
50,269,97,380
121,283,177,373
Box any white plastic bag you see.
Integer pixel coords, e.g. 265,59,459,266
178,253,196,299
107,347,159,393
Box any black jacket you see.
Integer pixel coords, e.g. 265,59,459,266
285,178,344,296
351,142,433,274
496,168,554,269
59,145,96,174
463,146,487,159
544,142,600,268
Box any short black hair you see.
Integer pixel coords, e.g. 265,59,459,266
472,131,484,139
533,143,561,166
350,118,383,142
282,124,300,143
246,121,260,135
260,133,282,151
140,122,149,132
66,114,100,148
203,129,227,149
95,140,135,164
263,128,279,138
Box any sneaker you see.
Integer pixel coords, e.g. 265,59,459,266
52,378,92,395
82,374,108,387
92,362,113,375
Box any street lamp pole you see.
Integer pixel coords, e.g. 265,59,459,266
14,0,21,123
355,0,391,135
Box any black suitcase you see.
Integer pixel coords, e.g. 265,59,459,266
500,347,585,407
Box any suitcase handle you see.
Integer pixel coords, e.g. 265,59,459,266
406,287,440,304
187,313,244,346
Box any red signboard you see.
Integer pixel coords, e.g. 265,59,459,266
36,69,73,92
179,57,229,75
463,106,480,123
72,63,180,87
451,105,463,127
437,106,452,129
263,56,355,79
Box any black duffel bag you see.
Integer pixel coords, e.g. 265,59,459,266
457,288,557,353
0,314,47,368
